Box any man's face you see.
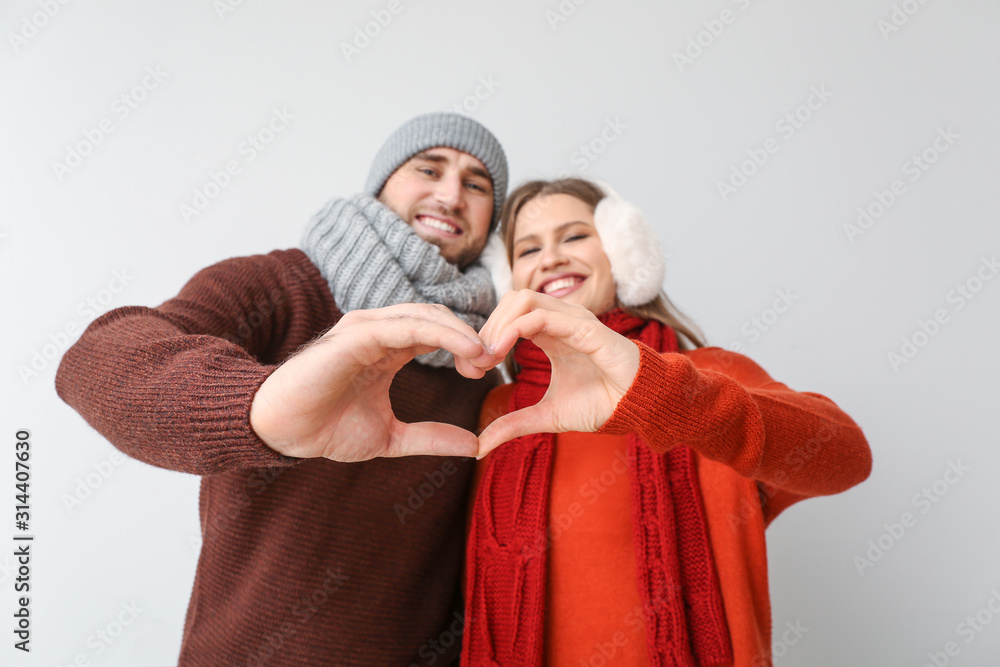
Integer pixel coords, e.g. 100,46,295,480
377,147,494,268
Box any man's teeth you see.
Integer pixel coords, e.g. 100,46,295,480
419,216,459,234
543,277,581,294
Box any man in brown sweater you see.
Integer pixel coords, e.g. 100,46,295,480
56,113,509,666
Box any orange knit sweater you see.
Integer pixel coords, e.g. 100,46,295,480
469,344,872,666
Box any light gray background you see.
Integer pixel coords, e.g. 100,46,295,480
1,1,998,665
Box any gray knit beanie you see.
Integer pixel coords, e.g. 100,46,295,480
363,112,508,229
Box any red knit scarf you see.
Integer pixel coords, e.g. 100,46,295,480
464,309,733,667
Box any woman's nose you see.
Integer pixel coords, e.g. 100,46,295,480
539,243,568,270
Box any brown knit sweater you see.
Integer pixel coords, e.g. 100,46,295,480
55,248,498,667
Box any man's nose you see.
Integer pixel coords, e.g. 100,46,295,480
433,174,463,210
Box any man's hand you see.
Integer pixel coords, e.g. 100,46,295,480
476,291,641,458
250,304,496,462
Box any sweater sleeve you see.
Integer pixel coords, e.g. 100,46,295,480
596,343,872,511
55,249,336,476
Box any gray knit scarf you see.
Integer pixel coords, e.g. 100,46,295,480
301,194,497,367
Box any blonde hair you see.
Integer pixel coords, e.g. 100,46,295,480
499,178,706,351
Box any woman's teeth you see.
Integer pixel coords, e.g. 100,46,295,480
543,277,581,294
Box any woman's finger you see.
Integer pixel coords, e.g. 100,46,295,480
476,402,558,458
488,308,608,360
477,290,527,349
479,290,591,349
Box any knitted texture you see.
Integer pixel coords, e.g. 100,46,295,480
55,249,499,666
597,345,874,498
300,194,497,367
364,112,509,228
464,310,733,667
469,344,874,666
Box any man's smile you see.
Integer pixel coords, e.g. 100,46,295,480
415,214,462,236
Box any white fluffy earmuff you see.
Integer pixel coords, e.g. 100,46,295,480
478,229,512,298
477,182,666,307
592,182,665,307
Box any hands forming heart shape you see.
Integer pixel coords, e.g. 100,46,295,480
250,290,641,463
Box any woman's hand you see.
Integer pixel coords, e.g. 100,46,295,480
476,290,641,458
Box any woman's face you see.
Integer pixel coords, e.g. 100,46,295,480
509,193,617,315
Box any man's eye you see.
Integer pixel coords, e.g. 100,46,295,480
466,181,489,193
418,167,437,176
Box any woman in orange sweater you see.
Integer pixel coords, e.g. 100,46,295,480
462,178,872,667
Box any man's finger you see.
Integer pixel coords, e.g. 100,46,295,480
342,302,486,346
387,420,480,458
351,317,492,366
476,402,556,459
454,355,491,380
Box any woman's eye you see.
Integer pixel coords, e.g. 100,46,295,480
566,234,587,242
517,247,539,258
